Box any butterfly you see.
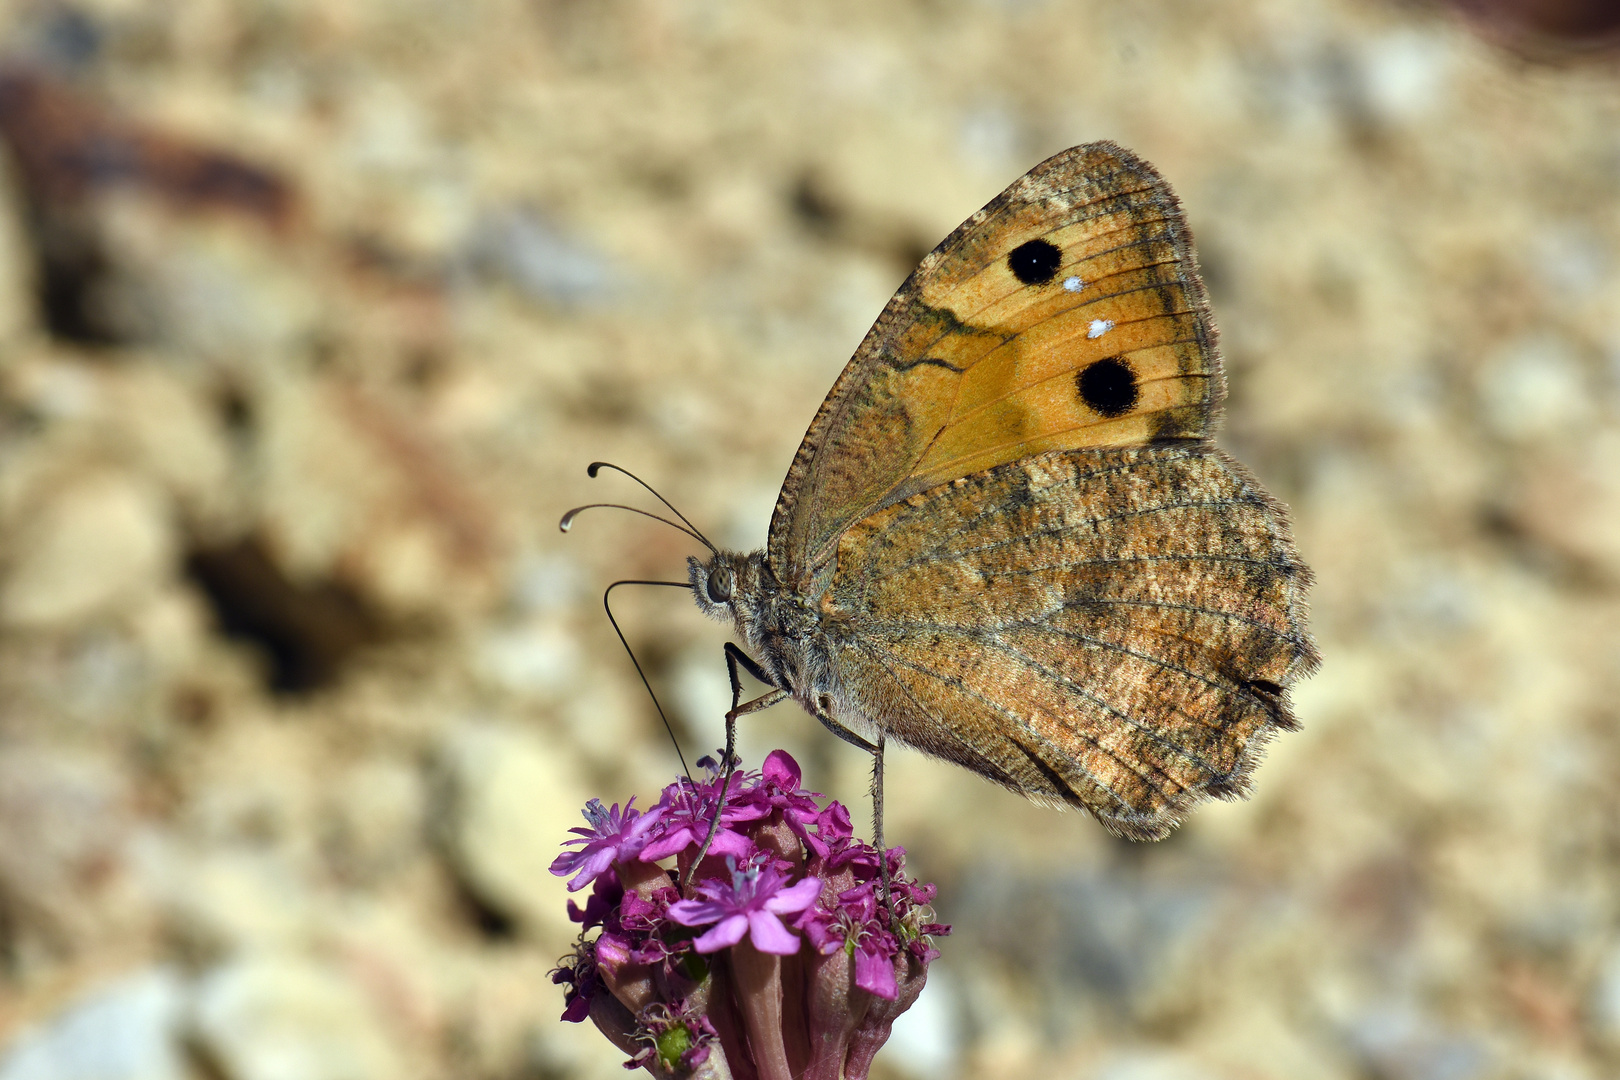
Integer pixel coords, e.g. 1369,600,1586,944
574,141,1318,846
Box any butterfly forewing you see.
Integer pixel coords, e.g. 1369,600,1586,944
818,446,1313,838
769,142,1222,587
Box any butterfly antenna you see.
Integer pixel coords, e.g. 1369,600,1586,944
584,462,719,554
603,579,693,780
559,503,714,551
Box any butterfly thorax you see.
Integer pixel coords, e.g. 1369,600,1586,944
688,549,831,703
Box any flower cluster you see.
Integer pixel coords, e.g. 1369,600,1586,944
550,751,948,1080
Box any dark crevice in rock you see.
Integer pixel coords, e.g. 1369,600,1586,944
184,537,384,694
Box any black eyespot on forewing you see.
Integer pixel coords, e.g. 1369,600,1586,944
1007,239,1062,285
1076,357,1139,418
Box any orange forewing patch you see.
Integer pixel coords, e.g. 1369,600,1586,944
770,142,1224,582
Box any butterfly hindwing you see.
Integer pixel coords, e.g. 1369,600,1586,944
769,142,1223,588
818,446,1316,838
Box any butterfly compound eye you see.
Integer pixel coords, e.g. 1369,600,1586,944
707,566,733,603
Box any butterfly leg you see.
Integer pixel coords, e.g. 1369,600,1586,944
684,643,786,888
801,705,894,915
870,733,894,918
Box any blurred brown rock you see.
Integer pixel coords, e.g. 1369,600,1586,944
1446,0,1620,54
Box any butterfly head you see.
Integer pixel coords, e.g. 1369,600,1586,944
687,548,775,627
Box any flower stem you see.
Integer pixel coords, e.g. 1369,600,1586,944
727,941,793,1080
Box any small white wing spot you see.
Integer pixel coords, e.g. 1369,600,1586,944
1063,276,1086,292
1087,319,1114,338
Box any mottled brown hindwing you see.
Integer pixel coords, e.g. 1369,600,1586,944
818,446,1318,839
769,142,1223,589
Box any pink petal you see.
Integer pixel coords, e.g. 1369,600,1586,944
638,828,696,862
627,805,663,836
692,915,749,953
550,847,616,891
746,910,801,955
763,875,823,915
854,947,898,1000
762,750,801,789
643,825,753,863
708,829,755,857
666,899,726,927
595,934,632,976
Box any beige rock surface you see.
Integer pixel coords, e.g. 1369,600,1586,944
0,2,1617,1078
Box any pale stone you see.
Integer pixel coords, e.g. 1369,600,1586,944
474,618,581,698
257,374,389,584
506,553,583,615
0,472,174,629
353,522,444,613
319,758,425,884
191,955,404,1080
151,848,315,955
0,969,187,1080
670,641,733,738
107,368,234,528
467,207,616,308
95,198,321,364
1479,335,1592,441
1357,30,1456,123
1090,1051,1215,1080
128,587,212,673
1588,943,1620,1042
255,372,494,618
1507,431,1620,578
437,724,591,948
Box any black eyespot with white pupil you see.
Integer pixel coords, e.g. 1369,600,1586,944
707,567,733,603
1007,239,1062,285
1076,357,1139,417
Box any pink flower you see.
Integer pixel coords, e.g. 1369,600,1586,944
551,750,948,1078
736,749,832,857
638,773,766,863
549,798,663,891
667,856,823,955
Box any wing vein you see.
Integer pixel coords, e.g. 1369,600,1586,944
918,389,1216,479
953,225,1182,326
1008,623,1285,717
989,636,1224,776
944,368,1206,444
871,640,1180,805
866,597,1301,649
881,519,1273,577
844,636,1124,808
865,451,1189,553
877,497,1269,574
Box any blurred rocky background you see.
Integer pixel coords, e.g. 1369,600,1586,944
0,1,1618,1078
